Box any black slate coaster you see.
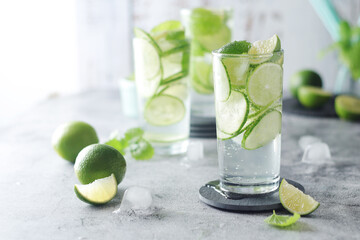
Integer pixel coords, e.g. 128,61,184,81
283,97,337,118
199,179,304,212
190,115,217,139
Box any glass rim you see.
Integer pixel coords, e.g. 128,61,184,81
212,49,284,58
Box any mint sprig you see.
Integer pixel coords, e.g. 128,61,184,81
264,210,300,227
105,128,154,160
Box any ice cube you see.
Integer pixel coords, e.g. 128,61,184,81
187,141,204,162
302,142,331,164
298,135,322,151
113,187,153,215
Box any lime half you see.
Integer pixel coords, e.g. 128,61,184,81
216,91,248,135
133,37,162,97
74,174,117,205
335,95,360,121
279,179,320,215
242,110,281,150
247,62,283,107
298,86,331,109
144,95,185,126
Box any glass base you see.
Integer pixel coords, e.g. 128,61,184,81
152,139,189,156
219,176,280,196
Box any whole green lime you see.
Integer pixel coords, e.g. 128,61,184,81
298,86,332,109
74,144,126,185
52,121,99,163
335,95,360,121
290,70,322,98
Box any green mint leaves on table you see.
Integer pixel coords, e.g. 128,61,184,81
264,210,301,227
105,128,154,160
321,20,360,80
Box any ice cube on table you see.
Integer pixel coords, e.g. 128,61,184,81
187,141,204,161
299,135,322,151
113,186,153,214
302,142,331,164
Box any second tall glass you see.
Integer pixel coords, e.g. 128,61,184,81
181,8,233,117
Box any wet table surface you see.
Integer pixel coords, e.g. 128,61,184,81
1,90,360,240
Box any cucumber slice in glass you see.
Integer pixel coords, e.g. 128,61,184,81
144,95,185,126
159,83,188,101
133,38,162,97
242,110,282,150
213,56,231,102
222,57,249,89
216,91,248,135
247,62,282,107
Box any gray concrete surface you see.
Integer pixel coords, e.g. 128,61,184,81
1,90,359,240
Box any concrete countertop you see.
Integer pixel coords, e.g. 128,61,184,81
1,90,359,240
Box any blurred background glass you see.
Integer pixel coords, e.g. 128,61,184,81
1,0,359,126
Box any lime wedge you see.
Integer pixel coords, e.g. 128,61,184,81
144,95,185,126
133,38,162,97
242,110,281,150
74,174,117,205
335,95,360,121
249,34,281,55
213,56,231,101
249,34,281,64
279,179,320,215
222,57,249,89
298,86,331,109
264,210,300,227
216,91,249,135
247,62,283,107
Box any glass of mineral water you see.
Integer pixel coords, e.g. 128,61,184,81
133,21,190,155
212,35,284,194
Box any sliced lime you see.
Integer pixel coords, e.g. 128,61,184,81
216,91,249,134
162,51,184,80
222,57,249,89
213,56,231,101
133,37,162,97
264,210,300,227
74,174,117,205
189,8,222,36
134,27,162,53
159,83,188,101
196,25,231,52
242,110,281,150
247,62,283,107
144,95,185,126
335,95,360,121
192,58,213,87
298,86,331,109
279,179,320,215
216,129,234,140
151,20,183,33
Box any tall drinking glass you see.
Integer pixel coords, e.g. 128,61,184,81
212,49,284,194
181,8,233,117
133,21,190,155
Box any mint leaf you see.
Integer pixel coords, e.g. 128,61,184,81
264,210,300,227
129,139,154,160
218,40,251,54
124,128,144,144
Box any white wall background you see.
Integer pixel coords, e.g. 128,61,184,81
1,0,359,125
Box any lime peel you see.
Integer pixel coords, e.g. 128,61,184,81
264,210,300,227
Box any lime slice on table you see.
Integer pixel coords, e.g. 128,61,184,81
247,62,283,107
279,179,320,215
74,174,117,205
133,37,162,97
298,86,331,109
213,56,231,101
242,110,281,150
248,34,281,64
335,95,360,121
216,91,249,135
144,95,185,126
